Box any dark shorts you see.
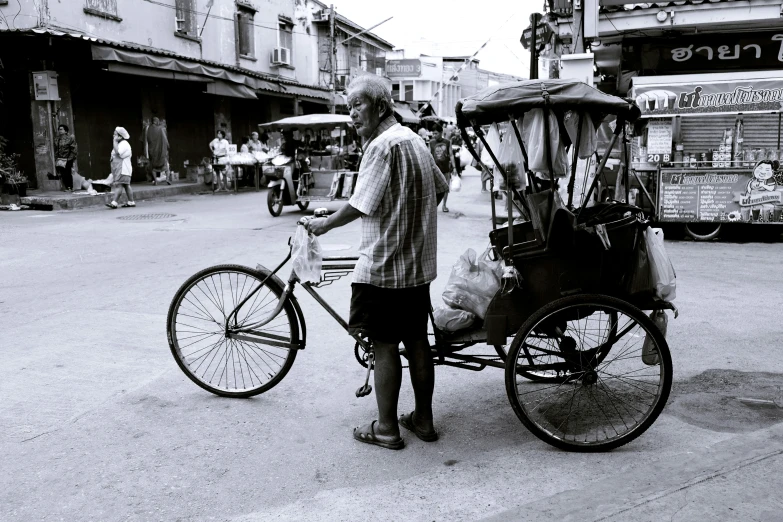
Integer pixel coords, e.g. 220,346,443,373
349,283,431,344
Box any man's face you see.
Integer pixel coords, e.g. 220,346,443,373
152,117,160,126
347,92,384,139
251,132,259,140
432,130,442,141
58,127,66,136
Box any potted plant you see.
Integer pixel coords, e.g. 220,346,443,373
0,136,27,198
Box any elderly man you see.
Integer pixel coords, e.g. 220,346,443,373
308,75,449,450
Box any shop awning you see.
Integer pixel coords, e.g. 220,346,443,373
92,44,331,102
631,70,783,118
106,62,209,82
393,102,420,124
255,79,331,102
206,81,259,100
92,45,259,88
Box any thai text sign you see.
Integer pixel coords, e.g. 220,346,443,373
385,59,421,78
626,32,783,74
633,78,783,117
658,169,782,223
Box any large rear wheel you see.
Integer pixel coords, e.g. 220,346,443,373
505,294,672,452
167,264,299,397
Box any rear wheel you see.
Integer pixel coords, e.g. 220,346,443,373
505,294,672,451
684,222,721,241
167,264,299,397
267,188,283,216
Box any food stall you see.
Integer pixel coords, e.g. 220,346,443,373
631,71,783,240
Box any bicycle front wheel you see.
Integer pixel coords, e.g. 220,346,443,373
167,264,299,398
505,294,672,452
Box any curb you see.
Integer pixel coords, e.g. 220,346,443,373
20,183,210,210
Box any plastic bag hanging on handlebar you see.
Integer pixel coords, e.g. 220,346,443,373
521,109,568,177
496,119,527,190
292,226,323,284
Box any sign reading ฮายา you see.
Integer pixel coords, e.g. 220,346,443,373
633,78,783,117
385,59,421,78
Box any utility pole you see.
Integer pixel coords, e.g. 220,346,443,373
529,13,539,80
329,4,337,114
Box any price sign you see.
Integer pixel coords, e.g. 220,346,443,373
647,119,672,155
646,152,671,164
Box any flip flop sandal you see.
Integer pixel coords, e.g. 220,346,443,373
399,411,439,442
353,420,404,450
105,203,117,209
442,207,449,213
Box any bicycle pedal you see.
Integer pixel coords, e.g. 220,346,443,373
355,384,372,397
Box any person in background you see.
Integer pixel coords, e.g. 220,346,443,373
105,127,135,209
209,130,229,192
145,116,171,186
428,123,457,213
248,131,267,153
53,124,77,191
417,125,430,143
308,74,448,451
239,136,250,153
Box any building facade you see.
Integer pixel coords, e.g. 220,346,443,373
383,52,461,120
442,56,523,100
0,0,391,190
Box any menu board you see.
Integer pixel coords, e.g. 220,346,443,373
646,120,672,155
658,169,753,222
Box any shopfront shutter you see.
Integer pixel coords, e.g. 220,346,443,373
679,113,781,155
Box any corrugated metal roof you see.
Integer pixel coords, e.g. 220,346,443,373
4,26,332,97
601,0,750,12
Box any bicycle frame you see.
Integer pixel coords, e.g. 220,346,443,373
224,242,372,352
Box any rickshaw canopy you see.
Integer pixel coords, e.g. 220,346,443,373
259,114,354,132
456,79,640,128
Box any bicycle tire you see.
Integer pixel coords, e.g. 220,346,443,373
684,222,721,241
167,264,299,398
296,200,310,211
505,294,672,452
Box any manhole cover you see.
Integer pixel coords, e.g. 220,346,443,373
117,213,177,221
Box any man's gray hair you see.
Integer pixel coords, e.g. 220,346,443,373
347,75,393,117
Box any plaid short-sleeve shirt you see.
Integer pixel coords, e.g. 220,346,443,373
349,116,449,288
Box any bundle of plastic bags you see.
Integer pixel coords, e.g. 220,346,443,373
441,248,502,320
626,227,676,302
292,226,322,284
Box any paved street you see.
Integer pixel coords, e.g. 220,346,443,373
2,168,783,521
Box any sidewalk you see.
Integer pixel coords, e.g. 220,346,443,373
17,180,263,210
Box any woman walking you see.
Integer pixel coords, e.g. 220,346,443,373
106,127,136,209
54,125,77,191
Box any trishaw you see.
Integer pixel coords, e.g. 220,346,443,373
167,79,675,452
258,114,360,217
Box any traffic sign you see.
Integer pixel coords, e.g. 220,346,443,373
520,14,552,52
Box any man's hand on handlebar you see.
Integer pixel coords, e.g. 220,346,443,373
306,217,328,236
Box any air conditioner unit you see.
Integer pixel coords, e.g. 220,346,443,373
272,47,291,65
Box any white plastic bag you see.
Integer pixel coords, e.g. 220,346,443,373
645,227,676,301
433,306,476,332
521,109,568,177
458,146,472,168
441,248,502,319
292,226,323,284
450,175,462,192
496,119,527,190
563,110,598,159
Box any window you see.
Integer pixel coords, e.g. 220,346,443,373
174,0,197,38
404,82,414,102
237,5,255,58
278,22,293,58
83,0,121,21
391,83,400,101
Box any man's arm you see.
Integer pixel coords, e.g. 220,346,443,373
307,203,363,236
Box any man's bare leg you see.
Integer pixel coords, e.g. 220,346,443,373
372,341,402,438
402,338,435,432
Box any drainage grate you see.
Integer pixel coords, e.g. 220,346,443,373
117,213,177,221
